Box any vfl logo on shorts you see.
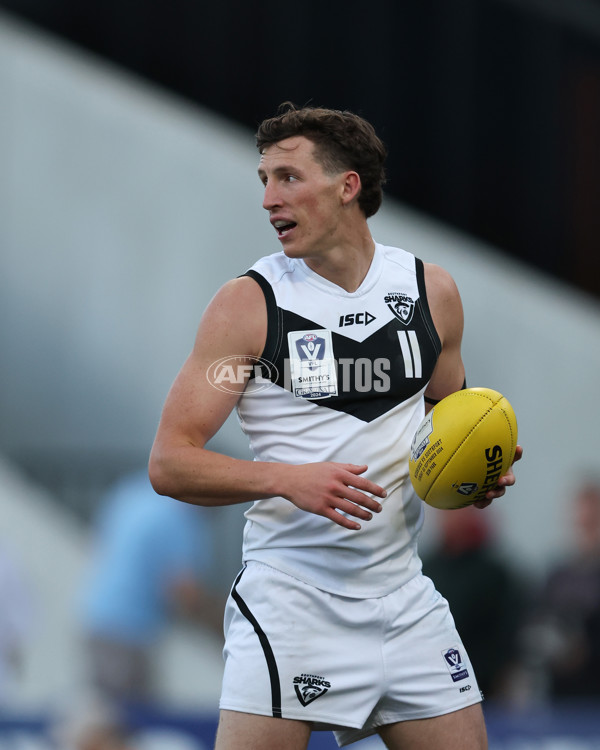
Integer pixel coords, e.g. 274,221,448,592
293,673,331,706
442,647,470,683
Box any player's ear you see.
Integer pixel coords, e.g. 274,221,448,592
340,171,361,206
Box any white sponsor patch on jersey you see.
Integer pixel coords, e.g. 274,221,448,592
287,329,338,399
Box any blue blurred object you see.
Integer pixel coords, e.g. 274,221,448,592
78,469,218,703
80,470,213,643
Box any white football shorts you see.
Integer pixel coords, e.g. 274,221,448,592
219,561,482,746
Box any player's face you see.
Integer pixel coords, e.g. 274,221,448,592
258,136,347,259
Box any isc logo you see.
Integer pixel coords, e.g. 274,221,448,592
338,312,376,327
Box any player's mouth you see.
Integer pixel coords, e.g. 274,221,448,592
273,219,297,239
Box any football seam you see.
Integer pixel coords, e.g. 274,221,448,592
498,403,518,460
425,393,497,503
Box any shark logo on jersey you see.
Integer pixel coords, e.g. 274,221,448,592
442,647,470,682
287,330,338,399
385,292,415,325
293,673,331,706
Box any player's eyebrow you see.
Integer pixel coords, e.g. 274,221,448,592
258,164,299,180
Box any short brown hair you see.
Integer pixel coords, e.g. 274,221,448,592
256,102,387,218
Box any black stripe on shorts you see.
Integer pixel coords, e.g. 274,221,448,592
231,567,283,718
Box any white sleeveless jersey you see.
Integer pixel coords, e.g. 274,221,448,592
236,243,442,597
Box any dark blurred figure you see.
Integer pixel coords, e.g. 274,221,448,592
79,470,224,705
0,538,34,707
522,481,600,701
422,506,525,703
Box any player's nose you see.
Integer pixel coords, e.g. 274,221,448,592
262,181,282,211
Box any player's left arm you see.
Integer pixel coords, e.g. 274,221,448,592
423,262,523,507
423,262,466,407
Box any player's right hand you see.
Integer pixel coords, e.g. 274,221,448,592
282,462,386,530
474,444,524,509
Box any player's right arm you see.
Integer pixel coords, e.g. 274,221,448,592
148,275,385,529
423,262,522,507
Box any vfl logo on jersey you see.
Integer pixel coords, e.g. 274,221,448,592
293,332,325,369
287,330,338,400
293,673,331,707
442,647,470,683
385,292,415,325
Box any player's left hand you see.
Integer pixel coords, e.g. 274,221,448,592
474,445,523,509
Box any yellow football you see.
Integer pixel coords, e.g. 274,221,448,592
409,387,518,510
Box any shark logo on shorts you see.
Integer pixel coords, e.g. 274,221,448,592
293,673,331,706
442,647,470,682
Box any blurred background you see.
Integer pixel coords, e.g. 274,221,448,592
1,0,600,747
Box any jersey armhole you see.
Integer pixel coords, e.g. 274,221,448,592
240,270,283,363
415,258,442,356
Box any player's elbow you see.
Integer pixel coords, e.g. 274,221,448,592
148,450,176,498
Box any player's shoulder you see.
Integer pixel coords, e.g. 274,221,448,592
422,262,461,303
209,274,265,309
197,275,267,358
199,253,289,333
200,271,269,334
377,242,416,272
422,262,464,344
218,251,290,307
245,250,295,284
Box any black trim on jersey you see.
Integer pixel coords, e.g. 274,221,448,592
242,270,284,364
271,307,440,422
415,257,442,357
424,379,467,406
243,259,442,422
231,568,283,719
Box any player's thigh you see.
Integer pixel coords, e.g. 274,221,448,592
377,703,487,750
214,709,311,750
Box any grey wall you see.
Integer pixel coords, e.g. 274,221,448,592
0,13,268,465
2,11,600,582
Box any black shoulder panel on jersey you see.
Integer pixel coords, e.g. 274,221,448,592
414,258,442,357
242,270,284,363
270,308,439,423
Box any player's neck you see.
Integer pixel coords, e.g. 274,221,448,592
304,232,376,293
